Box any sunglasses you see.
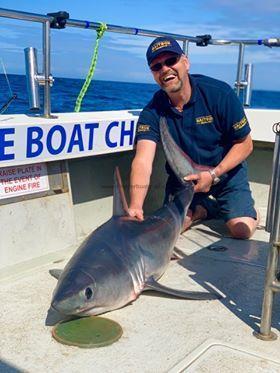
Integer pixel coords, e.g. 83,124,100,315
150,55,181,72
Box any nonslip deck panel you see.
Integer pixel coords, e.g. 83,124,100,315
169,341,280,372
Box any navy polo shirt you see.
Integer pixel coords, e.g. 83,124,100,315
135,74,251,175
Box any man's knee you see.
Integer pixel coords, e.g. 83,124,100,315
226,216,258,239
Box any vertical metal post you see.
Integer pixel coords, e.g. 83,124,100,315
24,47,40,110
266,135,280,232
43,20,51,117
256,242,279,340
235,43,245,97
270,137,280,243
243,63,253,106
182,40,189,56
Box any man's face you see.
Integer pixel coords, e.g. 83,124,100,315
149,52,190,94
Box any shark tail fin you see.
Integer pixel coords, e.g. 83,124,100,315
159,116,210,184
113,167,129,217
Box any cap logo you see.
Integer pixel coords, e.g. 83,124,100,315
151,40,171,53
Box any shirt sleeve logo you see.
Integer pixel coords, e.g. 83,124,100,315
137,124,150,132
233,116,248,131
196,115,214,125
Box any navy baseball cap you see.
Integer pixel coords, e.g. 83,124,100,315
146,36,183,65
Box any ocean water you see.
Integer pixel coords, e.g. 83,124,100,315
0,73,279,115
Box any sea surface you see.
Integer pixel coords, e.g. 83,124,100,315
0,73,279,115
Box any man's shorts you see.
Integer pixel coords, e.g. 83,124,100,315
164,163,257,222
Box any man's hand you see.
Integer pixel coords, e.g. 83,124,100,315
128,207,144,221
184,171,213,193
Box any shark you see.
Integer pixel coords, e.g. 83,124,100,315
50,117,219,317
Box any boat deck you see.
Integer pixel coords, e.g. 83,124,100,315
1,211,280,373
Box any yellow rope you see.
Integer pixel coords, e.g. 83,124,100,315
74,22,107,112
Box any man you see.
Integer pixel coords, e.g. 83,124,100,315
128,36,259,239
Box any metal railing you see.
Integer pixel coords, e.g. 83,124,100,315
254,122,280,341
0,7,279,116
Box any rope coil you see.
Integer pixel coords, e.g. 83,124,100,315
74,22,107,112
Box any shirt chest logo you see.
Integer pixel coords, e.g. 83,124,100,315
196,115,214,125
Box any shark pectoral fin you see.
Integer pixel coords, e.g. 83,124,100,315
113,167,129,217
49,269,63,280
144,277,221,300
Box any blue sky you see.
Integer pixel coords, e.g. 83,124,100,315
0,0,279,90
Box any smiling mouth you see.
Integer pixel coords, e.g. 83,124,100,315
162,74,177,83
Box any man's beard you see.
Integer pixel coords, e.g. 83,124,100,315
161,79,183,94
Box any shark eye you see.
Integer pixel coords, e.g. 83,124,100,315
85,287,93,300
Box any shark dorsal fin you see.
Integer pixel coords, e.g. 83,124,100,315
113,167,129,217
159,117,210,183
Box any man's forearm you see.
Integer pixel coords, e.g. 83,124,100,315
129,160,152,209
214,135,253,177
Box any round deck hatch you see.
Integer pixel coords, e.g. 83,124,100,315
52,316,123,347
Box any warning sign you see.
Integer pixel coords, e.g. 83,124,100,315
0,163,49,199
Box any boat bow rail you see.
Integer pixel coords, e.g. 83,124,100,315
254,123,280,341
0,7,279,116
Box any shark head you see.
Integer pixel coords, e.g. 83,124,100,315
51,261,132,316
51,268,98,315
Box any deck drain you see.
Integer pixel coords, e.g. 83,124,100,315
52,316,123,348
206,245,228,252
